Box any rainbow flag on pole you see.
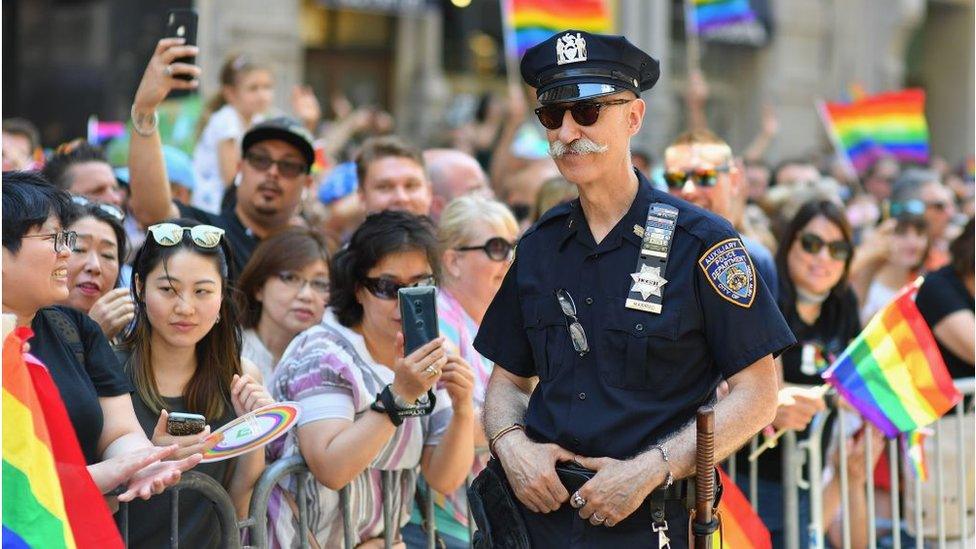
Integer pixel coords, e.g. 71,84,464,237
902,429,930,482
504,0,612,58
711,468,771,548
690,0,756,34
821,280,961,438
820,89,930,174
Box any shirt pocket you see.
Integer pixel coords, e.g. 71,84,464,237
599,301,681,390
522,294,570,381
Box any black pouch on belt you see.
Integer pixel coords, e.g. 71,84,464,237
468,458,531,549
554,461,597,494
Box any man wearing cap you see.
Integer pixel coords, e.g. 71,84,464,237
127,38,314,277
476,30,795,547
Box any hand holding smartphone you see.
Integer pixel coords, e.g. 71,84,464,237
165,9,198,83
166,411,206,436
398,286,439,356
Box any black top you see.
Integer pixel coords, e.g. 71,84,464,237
30,306,133,464
121,390,237,548
916,266,975,379
176,202,257,279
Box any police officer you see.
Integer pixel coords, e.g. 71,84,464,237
476,30,796,548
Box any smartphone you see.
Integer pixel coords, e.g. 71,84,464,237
167,411,206,436
165,8,198,81
399,286,438,356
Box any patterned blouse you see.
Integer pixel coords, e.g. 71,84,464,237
265,310,452,548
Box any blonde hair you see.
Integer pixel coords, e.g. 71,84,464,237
665,129,734,165
437,196,518,275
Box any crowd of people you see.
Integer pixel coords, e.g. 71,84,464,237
2,30,974,549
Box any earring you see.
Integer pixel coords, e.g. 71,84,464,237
216,313,221,324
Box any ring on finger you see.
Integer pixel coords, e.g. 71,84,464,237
163,64,173,77
592,513,606,524
424,364,439,377
604,518,615,527
570,491,586,508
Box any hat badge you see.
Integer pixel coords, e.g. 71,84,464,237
556,32,587,65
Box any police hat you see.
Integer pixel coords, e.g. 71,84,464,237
520,30,660,104
241,117,316,169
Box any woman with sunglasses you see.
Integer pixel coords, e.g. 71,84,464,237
401,196,518,548
2,172,200,507
236,228,331,384
267,211,475,548
58,197,135,340
117,218,274,546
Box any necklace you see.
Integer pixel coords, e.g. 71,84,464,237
796,286,830,304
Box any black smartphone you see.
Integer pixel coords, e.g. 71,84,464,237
165,8,198,81
167,411,206,436
399,286,438,356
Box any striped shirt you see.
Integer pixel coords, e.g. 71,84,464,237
266,310,452,548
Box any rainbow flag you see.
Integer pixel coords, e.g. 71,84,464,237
690,0,756,34
711,468,771,548
505,0,612,58
821,89,930,174
86,116,126,145
902,429,930,482
821,280,961,438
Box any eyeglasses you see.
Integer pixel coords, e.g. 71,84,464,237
924,200,951,213
663,166,731,189
888,199,926,218
22,229,78,254
455,237,516,262
244,152,308,178
555,289,588,355
147,223,226,248
71,195,125,222
799,233,852,261
534,98,634,130
276,271,330,297
362,275,436,300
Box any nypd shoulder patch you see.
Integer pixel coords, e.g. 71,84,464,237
698,238,756,308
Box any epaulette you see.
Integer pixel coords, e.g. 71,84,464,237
519,200,575,240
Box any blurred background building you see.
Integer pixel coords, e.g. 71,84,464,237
3,0,973,164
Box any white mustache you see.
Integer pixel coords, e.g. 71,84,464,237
549,138,609,158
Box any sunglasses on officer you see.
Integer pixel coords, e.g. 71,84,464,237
663,166,731,189
798,233,852,261
454,237,516,262
362,275,436,300
534,98,634,130
146,223,226,249
244,151,309,179
555,289,589,355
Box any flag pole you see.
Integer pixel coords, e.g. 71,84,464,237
748,384,831,462
499,0,519,91
683,0,702,77
815,98,858,178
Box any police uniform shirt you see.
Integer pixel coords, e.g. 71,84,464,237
475,170,796,461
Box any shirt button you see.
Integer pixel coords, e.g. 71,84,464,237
585,297,594,305
578,392,586,400
635,323,644,331
572,437,581,446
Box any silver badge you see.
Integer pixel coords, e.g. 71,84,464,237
556,33,587,65
629,264,667,300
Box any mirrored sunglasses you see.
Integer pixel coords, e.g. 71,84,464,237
663,166,730,189
147,223,226,248
71,195,125,222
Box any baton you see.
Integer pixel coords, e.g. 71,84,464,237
693,406,717,549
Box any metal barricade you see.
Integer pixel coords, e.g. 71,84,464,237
118,471,242,549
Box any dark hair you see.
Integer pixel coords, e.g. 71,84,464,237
770,157,817,187
2,171,73,253
41,141,110,191
63,201,129,287
2,118,41,151
236,228,330,328
120,218,242,419
893,214,930,273
330,211,439,328
775,200,855,304
949,217,974,280
355,135,426,186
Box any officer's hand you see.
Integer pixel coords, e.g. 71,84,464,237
574,456,657,527
771,386,826,431
494,430,575,513
392,333,446,402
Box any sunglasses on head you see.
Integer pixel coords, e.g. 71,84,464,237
799,232,852,261
455,237,515,262
244,151,308,178
146,223,226,248
663,166,730,189
362,275,436,300
71,195,125,222
534,98,633,130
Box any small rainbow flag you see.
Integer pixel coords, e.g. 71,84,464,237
821,89,930,174
505,0,612,58
821,280,961,438
690,0,756,34
711,468,771,548
902,429,930,482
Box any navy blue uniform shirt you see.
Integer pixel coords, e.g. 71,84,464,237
475,171,795,461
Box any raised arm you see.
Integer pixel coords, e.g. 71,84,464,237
128,38,198,225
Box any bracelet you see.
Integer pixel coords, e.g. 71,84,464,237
488,423,524,458
651,444,674,490
130,104,159,137
369,385,436,427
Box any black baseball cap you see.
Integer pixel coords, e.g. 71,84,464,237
520,30,660,104
241,117,315,169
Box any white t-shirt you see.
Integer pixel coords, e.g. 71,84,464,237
860,279,898,325
192,105,257,213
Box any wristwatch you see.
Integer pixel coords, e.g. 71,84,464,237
390,386,430,409
370,384,436,426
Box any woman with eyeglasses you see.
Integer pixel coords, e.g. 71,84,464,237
2,171,200,507
401,196,518,548
236,228,331,384
58,197,135,340
267,211,475,549
117,218,274,546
